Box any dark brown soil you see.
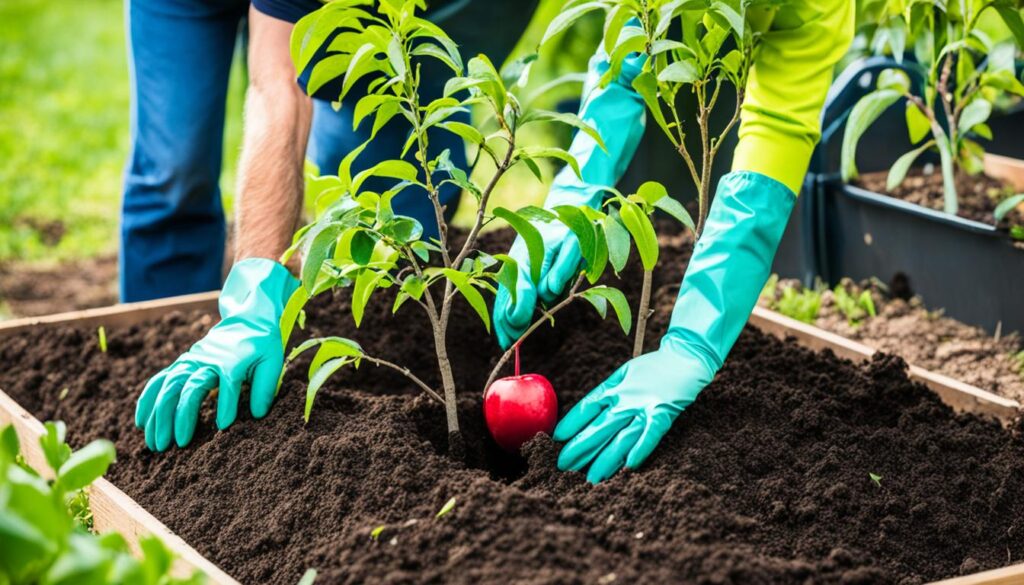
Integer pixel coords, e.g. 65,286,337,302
760,278,1024,402
857,168,1024,227
4,230,1024,584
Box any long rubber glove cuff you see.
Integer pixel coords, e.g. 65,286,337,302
135,258,299,451
554,171,796,483
493,40,647,349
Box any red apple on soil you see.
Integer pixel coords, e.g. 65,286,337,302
484,373,558,454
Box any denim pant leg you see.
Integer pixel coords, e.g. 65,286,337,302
121,0,246,302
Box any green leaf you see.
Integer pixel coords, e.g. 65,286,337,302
351,230,377,265
541,1,606,46
632,71,675,145
581,289,608,318
57,440,116,491
411,42,462,74
302,223,344,292
958,98,992,134
1,424,19,461
995,194,1024,221
587,224,609,284
905,102,930,144
281,286,310,350
553,205,597,271
439,121,484,145
602,213,631,273
618,200,659,271
887,140,935,191
494,254,519,305
305,357,353,422
97,326,107,353
636,181,668,205
351,159,419,195
493,207,545,285
443,269,490,332
519,110,606,151
518,147,580,179
309,338,364,380
841,89,902,180
307,54,350,98
654,196,694,231
876,68,910,92
581,286,632,335
298,568,318,585
40,421,71,473
435,496,457,518
710,1,744,36
658,60,701,84
995,4,1024,49
341,43,382,101
352,269,386,327
381,217,423,244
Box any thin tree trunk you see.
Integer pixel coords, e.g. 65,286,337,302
633,269,653,357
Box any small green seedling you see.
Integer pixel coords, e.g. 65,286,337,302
370,525,386,540
97,325,107,353
59,386,69,400
869,472,883,487
298,568,318,585
1,422,201,584
435,496,457,519
762,276,824,324
282,0,662,454
842,1,1024,214
833,282,877,326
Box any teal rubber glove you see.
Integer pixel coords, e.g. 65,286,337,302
135,258,299,451
554,171,796,483
493,41,647,349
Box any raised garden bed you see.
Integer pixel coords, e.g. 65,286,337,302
2,232,1024,584
803,56,1024,336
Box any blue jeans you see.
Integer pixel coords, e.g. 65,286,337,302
121,0,535,301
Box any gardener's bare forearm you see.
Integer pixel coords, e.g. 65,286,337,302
234,7,312,264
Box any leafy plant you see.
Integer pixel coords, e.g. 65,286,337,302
833,281,877,326
761,275,824,324
869,471,883,487
0,422,202,584
841,0,1024,215
282,0,656,453
543,0,772,237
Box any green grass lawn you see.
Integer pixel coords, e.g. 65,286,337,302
0,0,244,265
0,0,594,265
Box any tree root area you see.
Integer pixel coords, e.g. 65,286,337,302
3,229,1024,584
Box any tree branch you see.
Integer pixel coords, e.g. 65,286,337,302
361,355,445,404
483,273,586,392
452,132,515,269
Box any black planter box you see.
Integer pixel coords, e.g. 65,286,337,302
806,57,1024,335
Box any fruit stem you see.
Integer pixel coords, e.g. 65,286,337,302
514,343,520,377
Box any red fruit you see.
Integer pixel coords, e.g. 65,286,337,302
484,373,558,453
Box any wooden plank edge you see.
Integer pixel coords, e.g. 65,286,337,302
930,561,1024,585
0,291,220,337
749,307,1021,422
0,390,238,585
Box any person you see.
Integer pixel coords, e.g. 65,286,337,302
492,1,855,483
133,0,536,452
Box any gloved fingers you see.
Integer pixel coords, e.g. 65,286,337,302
250,355,284,419
586,416,644,484
173,367,219,448
556,408,630,472
215,373,244,431
539,236,582,303
136,370,168,429
553,365,626,441
147,364,194,452
494,273,538,350
625,407,677,470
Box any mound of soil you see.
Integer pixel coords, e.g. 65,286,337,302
3,230,1024,584
857,167,1024,227
0,255,118,318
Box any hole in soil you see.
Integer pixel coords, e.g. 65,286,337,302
407,397,528,484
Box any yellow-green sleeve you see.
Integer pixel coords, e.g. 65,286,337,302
732,0,855,194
